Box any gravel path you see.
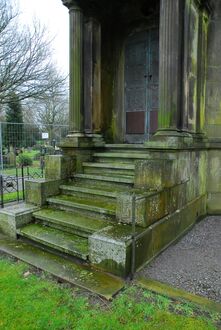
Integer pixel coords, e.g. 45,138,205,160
136,216,221,303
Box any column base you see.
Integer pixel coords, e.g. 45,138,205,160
59,133,105,149
145,130,208,149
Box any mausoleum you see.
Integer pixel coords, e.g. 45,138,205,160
1,0,221,278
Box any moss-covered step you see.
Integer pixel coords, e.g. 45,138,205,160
60,184,118,199
74,174,134,184
93,152,150,163
0,233,124,300
47,195,116,220
61,181,131,196
83,162,135,176
105,145,152,154
33,208,111,238
17,223,89,260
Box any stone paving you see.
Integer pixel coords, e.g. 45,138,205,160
136,216,221,303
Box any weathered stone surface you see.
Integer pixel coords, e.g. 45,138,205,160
207,150,221,193
116,191,168,227
152,195,206,257
89,225,132,277
0,203,39,238
207,192,221,214
45,155,76,180
134,159,176,190
25,179,62,206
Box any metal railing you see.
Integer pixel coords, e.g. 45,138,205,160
0,165,44,208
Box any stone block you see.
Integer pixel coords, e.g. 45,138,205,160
116,191,168,227
0,203,39,239
116,193,146,227
152,195,206,257
45,155,76,180
89,223,152,277
89,225,132,277
134,159,176,190
25,179,62,206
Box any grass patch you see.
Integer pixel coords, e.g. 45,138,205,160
0,255,219,330
2,191,23,203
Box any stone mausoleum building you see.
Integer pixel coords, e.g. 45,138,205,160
1,0,221,279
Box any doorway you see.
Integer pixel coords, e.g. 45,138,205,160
124,29,159,143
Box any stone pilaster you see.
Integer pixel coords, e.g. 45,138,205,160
157,0,184,132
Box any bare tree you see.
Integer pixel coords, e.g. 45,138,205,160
23,69,69,135
0,0,67,105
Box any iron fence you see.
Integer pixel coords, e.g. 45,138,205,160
0,165,45,208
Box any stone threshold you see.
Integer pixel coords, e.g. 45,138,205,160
0,234,124,300
137,278,221,314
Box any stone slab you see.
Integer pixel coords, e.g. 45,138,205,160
137,278,221,313
33,208,110,235
0,234,124,300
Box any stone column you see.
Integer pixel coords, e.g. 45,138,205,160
157,0,184,132
63,0,84,134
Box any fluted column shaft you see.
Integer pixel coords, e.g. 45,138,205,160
158,0,184,130
69,2,84,133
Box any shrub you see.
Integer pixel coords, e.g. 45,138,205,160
17,154,33,166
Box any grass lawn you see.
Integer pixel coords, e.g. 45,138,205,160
0,255,220,330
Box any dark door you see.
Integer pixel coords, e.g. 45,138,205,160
125,29,159,143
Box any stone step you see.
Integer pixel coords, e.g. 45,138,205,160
105,144,149,153
83,162,135,170
74,173,134,185
60,184,118,199
93,152,149,163
17,223,89,260
33,208,110,238
47,194,116,220
83,162,135,176
63,180,131,195
0,234,124,300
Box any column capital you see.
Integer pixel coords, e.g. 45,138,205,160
61,0,81,11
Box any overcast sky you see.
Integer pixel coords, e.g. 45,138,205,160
18,0,69,76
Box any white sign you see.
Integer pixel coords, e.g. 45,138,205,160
42,132,49,139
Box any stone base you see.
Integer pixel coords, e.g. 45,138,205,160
59,133,105,149
0,203,39,239
89,195,206,277
146,130,208,149
25,179,63,206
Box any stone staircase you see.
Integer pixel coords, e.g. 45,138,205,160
17,145,150,270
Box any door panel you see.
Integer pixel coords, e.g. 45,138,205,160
124,29,159,143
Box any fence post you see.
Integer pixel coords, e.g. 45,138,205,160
16,167,19,202
0,175,4,208
21,166,25,201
